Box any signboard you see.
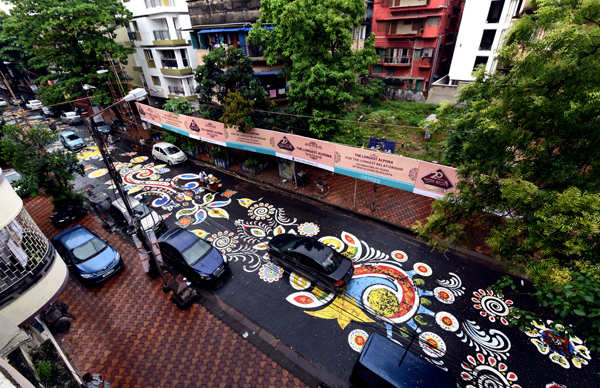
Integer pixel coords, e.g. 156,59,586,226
272,133,335,171
225,127,275,156
413,161,458,198
181,115,226,146
159,110,187,136
136,103,162,126
334,145,419,191
368,137,396,154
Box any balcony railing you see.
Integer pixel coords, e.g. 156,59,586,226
382,56,411,65
0,208,55,307
160,58,178,68
153,30,170,41
168,86,185,95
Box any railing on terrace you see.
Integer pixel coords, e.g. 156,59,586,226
153,30,170,41
168,86,185,95
161,58,178,68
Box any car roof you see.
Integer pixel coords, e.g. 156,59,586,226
111,197,141,212
158,228,200,252
64,111,77,115
357,332,456,387
271,234,333,263
52,225,95,250
155,142,175,149
61,130,76,136
28,99,41,103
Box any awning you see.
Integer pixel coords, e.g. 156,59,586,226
377,13,442,21
253,70,282,76
198,26,274,34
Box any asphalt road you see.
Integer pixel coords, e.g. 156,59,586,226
59,124,598,388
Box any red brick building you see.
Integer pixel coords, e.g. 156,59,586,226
371,0,464,95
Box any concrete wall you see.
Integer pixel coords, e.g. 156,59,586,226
426,84,458,104
187,0,261,27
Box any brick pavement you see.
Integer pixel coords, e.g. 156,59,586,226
195,153,433,230
24,196,307,388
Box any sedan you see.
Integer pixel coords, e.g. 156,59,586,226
109,196,166,235
60,111,82,125
25,99,43,110
59,130,85,151
158,228,227,284
51,225,123,283
152,142,187,166
94,123,112,135
42,106,55,117
0,99,7,107
268,234,354,293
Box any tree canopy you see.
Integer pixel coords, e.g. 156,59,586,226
418,0,600,351
1,0,133,105
249,0,379,138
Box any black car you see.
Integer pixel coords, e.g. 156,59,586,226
158,228,227,284
268,234,354,292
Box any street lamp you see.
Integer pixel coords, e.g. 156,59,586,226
85,89,163,277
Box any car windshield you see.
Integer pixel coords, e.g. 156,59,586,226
66,112,76,117
320,251,343,273
181,239,212,266
97,125,110,131
5,172,22,183
71,236,107,263
165,146,180,155
66,134,79,141
29,100,41,104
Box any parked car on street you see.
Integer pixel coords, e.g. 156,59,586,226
2,168,23,193
268,234,354,293
0,98,7,107
350,332,456,388
25,99,43,110
51,225,123,283
60,111,82,125
93,121,112,135
109,196,166,235
59,130,85,151
42,106,55,117
158,227,227,284
10,97,24,106
151,142,187,165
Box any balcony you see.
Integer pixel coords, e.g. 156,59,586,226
152,30,186,46
167,86,185,96
380,56,412,66
146,59,156,68
128,31,141,41
390,0,428,9
161,68,193,76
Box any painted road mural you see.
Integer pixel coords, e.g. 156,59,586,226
75,143,597,388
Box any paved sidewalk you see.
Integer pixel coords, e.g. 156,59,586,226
193,153,434,229
24,196,307,388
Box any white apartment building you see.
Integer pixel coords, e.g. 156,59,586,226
122,0,199,102
427,0,527,103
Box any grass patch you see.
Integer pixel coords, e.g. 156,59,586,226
332,100,448,162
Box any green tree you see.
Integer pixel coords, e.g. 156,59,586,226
417,0,600,350
194,47,270,109
2,0,133,105
249,0,378,138
220,90,255,133
163,97,194,115
0,124,84,211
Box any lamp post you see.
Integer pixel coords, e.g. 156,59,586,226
87,88,162,276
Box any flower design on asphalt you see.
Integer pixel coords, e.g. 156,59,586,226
461,353,521,388
472,288,514,325
258,263,284,283
525,320,591,369
297,222,320,237
207,231,239,254
248,202,276,220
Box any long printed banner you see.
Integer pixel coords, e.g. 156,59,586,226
136,103,457,198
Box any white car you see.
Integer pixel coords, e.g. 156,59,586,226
152,142,187,165
25,99,43,110
0,99,7,107
109,197,166,235
60,111,82,125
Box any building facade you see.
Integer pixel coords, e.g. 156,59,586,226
427,0,527,103
122,0,200,103
371,0,465,99
186,0,286,100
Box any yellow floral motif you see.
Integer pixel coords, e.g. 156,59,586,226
306,293,374,329
76,146,100,160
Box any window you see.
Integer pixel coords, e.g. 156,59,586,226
159,50,178,68
145,0,174,8
473,56,489,71
144,49,154,61
372,65,383,74
71,237,107,263
151,76,160,85
422,47,434,58
181,239,212,266
131,21,139,32
391,0,428,7
383,48,412,64
479,29,496,50
425,17,441,27
153,30,170,41
179,49,189,67
487,0,505,23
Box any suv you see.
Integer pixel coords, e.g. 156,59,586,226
109,196,166,235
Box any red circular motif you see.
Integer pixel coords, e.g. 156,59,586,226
417,265,427,272
439,291,450,300
355,336,366,346
345,235,355,244
294,295,313,305
442,316,453,326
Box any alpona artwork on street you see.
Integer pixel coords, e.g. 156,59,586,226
80,149,595,387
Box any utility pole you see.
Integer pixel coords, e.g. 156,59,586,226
0,69,32,130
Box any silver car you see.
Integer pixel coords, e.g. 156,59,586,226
60,111,82,125
109,197,166,234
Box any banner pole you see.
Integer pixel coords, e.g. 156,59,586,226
353,178,358,209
